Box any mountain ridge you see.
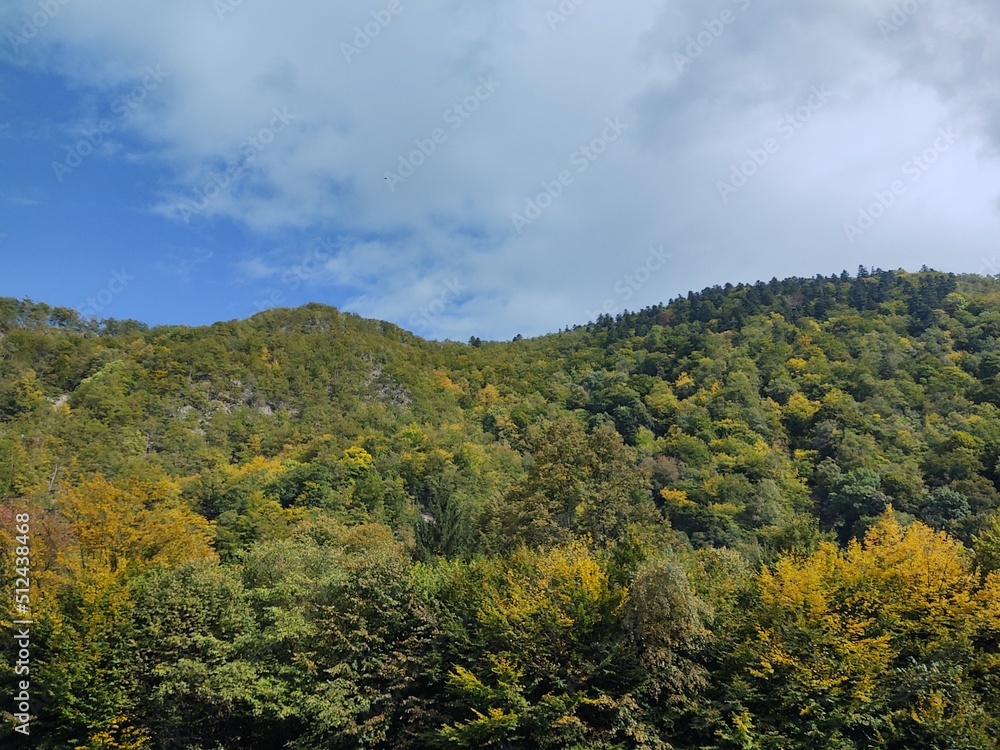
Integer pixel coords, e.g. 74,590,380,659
3,266,968,342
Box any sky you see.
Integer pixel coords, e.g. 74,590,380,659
1,0,999,341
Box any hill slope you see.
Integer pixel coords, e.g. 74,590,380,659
2,268,1000,748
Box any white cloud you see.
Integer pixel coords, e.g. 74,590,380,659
4,0,1000,338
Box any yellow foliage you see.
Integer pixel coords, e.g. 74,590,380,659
674,372,695,390
845,513,980,653
691,379,724,405
15,369,46,409
433,369,465,395
226,454,288,482
753,512,992,711
475,383,502,409
259,346,280,370
478,542,615,635
57,473,216,577
340,445,374,472
87,721,152,750
660,488,693,506
246,433,263,455
450,664,487,695
976,573,1000,634
756,539,894,705
786,357,808,372
729,709,760,749
442,656,525,743
785,392,819,421
428,447,455,465
645,380,679,420
492,414,520,443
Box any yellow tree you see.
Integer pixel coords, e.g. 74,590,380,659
57,472,215,574
725,511,1000,748
32,472,216,746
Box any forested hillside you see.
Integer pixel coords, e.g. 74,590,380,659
2,268,1000,748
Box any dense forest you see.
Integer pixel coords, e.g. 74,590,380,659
2,267,1000,749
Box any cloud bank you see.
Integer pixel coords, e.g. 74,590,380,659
3,0,999,338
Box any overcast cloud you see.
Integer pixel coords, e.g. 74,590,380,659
1,0,998,339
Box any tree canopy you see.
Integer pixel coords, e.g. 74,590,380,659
2,269,1000,748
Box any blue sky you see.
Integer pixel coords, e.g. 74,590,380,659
2,0,999,340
